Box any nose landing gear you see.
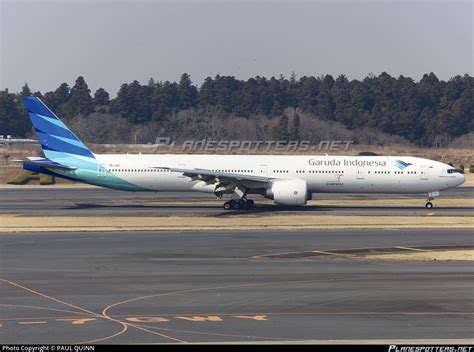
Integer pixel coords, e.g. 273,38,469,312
425,191,439,209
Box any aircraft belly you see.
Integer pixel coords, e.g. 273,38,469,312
311,178,440,194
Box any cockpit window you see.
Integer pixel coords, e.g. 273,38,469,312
447,169,459,174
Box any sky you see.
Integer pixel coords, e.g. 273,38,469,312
1,0,472,96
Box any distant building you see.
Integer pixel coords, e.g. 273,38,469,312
0,135,37,146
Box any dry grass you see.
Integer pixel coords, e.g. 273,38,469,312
1,143,473,161
364,250,474,261
306,198,474,207
88,143,474,167
462,173,474,186
1,214,472,233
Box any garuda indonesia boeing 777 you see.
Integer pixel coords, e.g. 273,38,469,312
20,96,465,210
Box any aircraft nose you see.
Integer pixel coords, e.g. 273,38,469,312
457,173,466,186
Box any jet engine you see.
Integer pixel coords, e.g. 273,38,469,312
265,179,308,205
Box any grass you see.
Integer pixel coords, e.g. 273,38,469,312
364,250,474,262
1,214,472,233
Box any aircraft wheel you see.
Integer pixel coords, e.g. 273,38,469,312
245,199,255,210
232,199,242,210
425,202,433,209
223,201,232,210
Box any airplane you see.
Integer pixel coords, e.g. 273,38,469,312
19,96,465,210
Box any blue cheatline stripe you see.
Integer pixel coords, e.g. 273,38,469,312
30,114,79,140
48,133,91,149
36,131,95,158
34,128,87,149
35,113,68,129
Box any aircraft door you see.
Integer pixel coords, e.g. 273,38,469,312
97,163,107,177
420,166,428,180
356,167,365,179
259,164,268,177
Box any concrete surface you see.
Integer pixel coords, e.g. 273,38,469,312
0,229,473,344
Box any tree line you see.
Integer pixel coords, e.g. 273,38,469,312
0,72,472,146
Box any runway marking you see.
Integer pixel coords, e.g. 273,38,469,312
396,246,431,252
90,310,474,342
102,273,474,318
311,250,357,258
56,318,97,325
101,281,325,342
0,279,187,343
126,317,170,323
125,321,297,342
0,280,104,317
114,311,474,317
122,322,187,343
0,304,97,317
0,315,93,322
175,316,223,322
101,273,474,342
4,273,474,343
250,250,304,259
233,315,268,321
252,244,472,259
2,311,471,327
0,279,130,344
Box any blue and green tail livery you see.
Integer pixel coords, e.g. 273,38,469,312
23,96,98,171
22,96,148,191
23,96,95,159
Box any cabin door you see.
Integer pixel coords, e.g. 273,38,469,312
97,163,107,177
420,166,428,180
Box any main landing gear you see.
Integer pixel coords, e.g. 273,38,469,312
223,198,255,210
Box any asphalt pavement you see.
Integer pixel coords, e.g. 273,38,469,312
0,229,472,343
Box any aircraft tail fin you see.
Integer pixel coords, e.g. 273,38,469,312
23,96,96,161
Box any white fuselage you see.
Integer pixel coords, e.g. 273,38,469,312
93,154,465,195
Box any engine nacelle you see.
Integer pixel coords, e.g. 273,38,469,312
266,179,308,205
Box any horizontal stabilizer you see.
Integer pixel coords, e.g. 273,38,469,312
17,157,78,170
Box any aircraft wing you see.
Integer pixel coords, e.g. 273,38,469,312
152,167,269,186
